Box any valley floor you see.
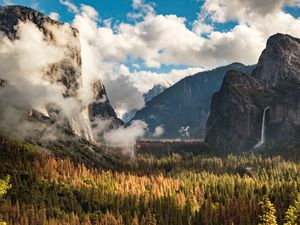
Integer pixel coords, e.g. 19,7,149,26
0,137,299,225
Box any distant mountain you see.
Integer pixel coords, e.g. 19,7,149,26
143,84,169,104
123,84,168,123
123,109,139,124
131,63,254,139
205,33,300,150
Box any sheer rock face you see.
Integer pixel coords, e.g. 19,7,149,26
132,63,254,139
267,83,300,143
0,5,122,141
205,71,265,150
253,33,300,87
0,5,81,97
89,80,123,126
206,34,300,150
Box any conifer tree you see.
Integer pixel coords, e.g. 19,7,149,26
132,212,139,225
0,176,10,225
284,194,300,225
140,209,157,225
0,176,10,198
258,196,278,225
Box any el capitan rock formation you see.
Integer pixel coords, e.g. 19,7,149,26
0,5,122,141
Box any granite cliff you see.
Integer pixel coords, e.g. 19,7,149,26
205,34,300,150
0,5,122,141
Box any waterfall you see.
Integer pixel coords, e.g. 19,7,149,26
254,106,270,149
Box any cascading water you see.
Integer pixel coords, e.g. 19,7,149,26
254,106,270,149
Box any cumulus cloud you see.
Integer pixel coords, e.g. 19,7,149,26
49,12,60,21
202,0,299,23
128,0,155,20
116,64,202,93
59,0,79,14
194,0,300,66
71,0,300,76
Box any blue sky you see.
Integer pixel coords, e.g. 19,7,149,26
2,0,299,30
1,0,202,26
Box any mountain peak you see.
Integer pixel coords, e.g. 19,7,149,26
267,33,300,46
143,83,169,104
0,5,74,40
252,33,300,87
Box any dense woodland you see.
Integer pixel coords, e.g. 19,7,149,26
0,137,299,225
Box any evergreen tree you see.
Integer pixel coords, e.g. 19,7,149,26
258,196,278,225
140,209,157,225
0,176,10,198
284,194,300,225
132,212,139,225
0,176,10,225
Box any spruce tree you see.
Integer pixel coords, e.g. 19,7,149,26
0,176,10,225
284,194,300,225
0,176,10,198
258,196,278,225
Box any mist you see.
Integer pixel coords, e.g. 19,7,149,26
0,10,148,156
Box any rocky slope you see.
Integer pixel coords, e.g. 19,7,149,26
205,33,300,150
132,63,254,138
0,5,122,142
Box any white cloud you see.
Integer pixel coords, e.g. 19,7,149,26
202,0,298,23
103,120,147,157
116,65,203,93
73,2,300,74
49,12,60,21
2,0,13,5
153,125,164,137
128,0,155,19
59,0,79,14
196,0,300,66
0,21,95,141
193,12,213,35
